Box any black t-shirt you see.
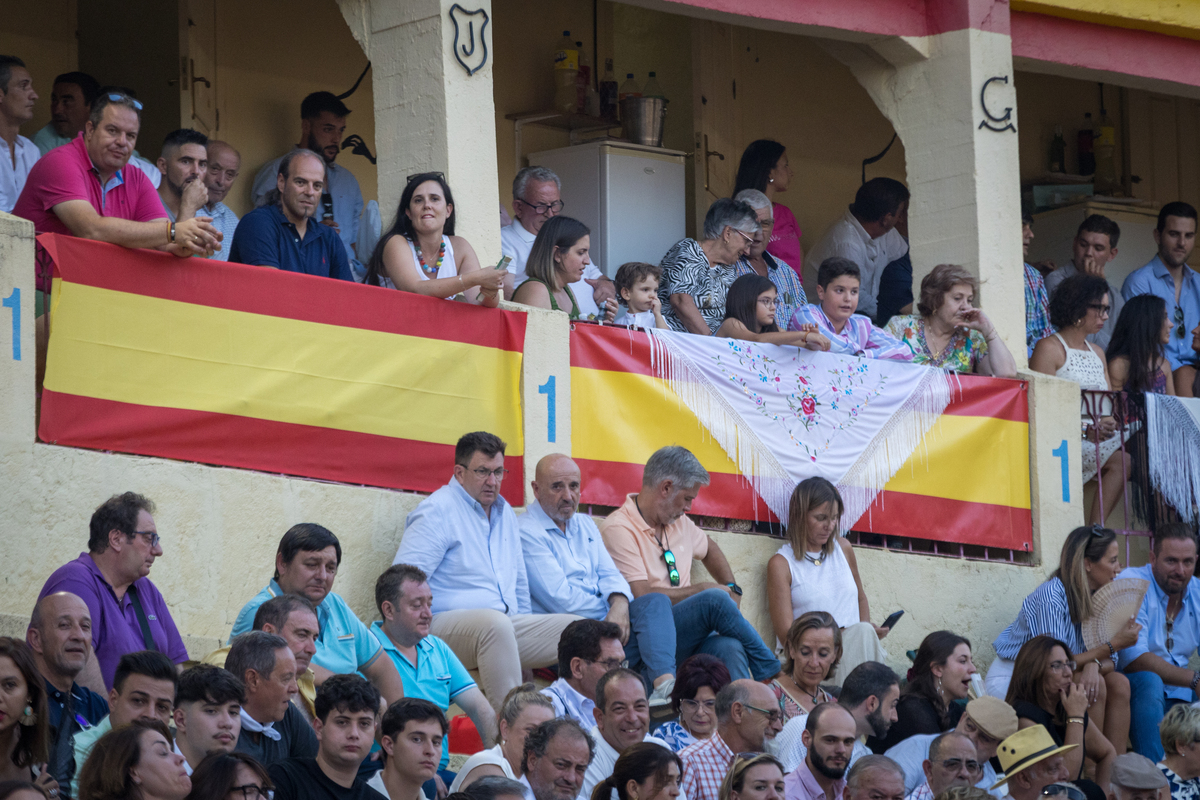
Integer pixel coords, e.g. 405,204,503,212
234,704,318,768
268,758,387,800
1013,700,1087,778
867,693,964,753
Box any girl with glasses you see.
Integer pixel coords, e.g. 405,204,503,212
652,655,731,752
185,752,272,800
716,275,828,350
1006,635,1116,788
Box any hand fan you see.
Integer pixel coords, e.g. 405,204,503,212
1082,577,1148,651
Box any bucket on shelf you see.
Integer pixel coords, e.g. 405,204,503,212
620,97,666,147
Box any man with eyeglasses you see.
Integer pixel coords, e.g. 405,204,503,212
1044,215,1123,350
394,431,580,712
903,733,979,800
200,140,242,261
230,523,405,709
599,446,780,684
540,619,624,727
1122,201,1200,397
1117,522,1200,761
681,680,783,800
501,166,615,313
785,703,857,800
579,668,671,800
37,492,188,694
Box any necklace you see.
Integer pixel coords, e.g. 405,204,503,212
804,551,823,566
414,238,445,275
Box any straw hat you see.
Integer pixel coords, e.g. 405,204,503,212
990,725,1077,788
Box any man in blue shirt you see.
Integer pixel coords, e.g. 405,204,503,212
393,431,579,711
231,523,404,708
518,454,676,706
230,148,352,281
371,564,497,791
1120,523,1200,761
1122,202,1200,396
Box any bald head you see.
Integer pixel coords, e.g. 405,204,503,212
204,140,241,205
532,454,582,529
28,592,92,685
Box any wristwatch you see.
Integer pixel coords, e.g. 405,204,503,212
726,582,743,596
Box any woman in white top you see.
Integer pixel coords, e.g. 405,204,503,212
766,477,888,686
1030,273,1127,525
363,172,505,305
450,684,554,792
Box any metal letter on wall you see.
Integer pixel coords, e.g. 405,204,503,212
449,4,490,76
979,75,1016,133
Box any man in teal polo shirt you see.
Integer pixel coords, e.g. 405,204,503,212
373,564,497,790
230,523,404,707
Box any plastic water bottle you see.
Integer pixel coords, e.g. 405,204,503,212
642,72,665,100
618,74,642,101
553,31,579,114
599,59,618,120
1094,110,1118,194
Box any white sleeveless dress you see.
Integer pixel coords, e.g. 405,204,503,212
378,235,459,297
1052,332,1121,482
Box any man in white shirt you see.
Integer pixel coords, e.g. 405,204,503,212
0,56,39,213
501,166,615,315
201,140,242,261
580,669,673,800
541,619,624,727
805,178,909,320
173,664,243,774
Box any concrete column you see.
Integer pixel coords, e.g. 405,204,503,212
823,10,1027,365
338,0,502,264
509,301,572,507
0,214,36,449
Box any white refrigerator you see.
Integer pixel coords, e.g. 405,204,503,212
528,141,687,278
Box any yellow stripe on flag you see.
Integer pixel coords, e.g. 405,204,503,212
46,282,524,450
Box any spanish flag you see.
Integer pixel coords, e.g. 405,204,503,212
37,234,527,504
570,323,1031,551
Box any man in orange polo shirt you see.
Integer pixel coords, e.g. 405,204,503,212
599,446,780,687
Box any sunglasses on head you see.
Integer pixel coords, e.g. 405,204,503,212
107,92,143,110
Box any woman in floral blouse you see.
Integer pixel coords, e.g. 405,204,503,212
1159,703,1200,800
885,263,1017,376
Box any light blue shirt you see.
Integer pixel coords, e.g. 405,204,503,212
394,477,531,616
33,123,70,156
370,621,474,770
1121,255,1200,371
229,580,383,676
884,732,999,795
518,502,633,618
251,155,363,278
203,201,240,261
541,677,595,728
1118,563,1200,702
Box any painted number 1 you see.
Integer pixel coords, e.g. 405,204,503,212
1,288,18,361
538,375,556,443
1051,439,1069,502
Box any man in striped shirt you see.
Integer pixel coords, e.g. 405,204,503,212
681,680,783,800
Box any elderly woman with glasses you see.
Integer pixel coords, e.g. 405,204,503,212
1006,635,1116,788
653,655,732,752
658,198,759,334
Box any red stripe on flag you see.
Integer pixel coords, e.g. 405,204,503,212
851,490,1033,551
943,374,1029,423
38,234,527,351
575,458,779,521
38,391,525,506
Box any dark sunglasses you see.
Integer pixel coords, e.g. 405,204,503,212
406,170,446,184
1176,305,1187,338
662,549,680,587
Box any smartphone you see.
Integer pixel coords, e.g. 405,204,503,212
495,255,512,271
882,610,905,630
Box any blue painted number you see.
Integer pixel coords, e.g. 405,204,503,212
1051,439,1069,502
538,375,556,443
1,288,18,361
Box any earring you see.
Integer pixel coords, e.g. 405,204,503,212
18,705,35,726
769,178,775,183
935,678,944,699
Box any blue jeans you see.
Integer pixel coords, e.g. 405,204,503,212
623,588,780,683
1128,670,1190,761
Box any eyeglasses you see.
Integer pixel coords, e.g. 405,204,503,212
1048,659,1077,674
743,704,783,724
939,758,982,775
730,228,755,245
1176,305,1187,338
229,784,270,800
1167,616,1175,651
132,530,160,547
1042,785,1086,800
517,197,565,215
1087,303,1111,315
107,93,143,110
587,657,626,671
757,296,778,308
406,171,446,184
662,548,680,587
681,698,716,713
471,467,509,480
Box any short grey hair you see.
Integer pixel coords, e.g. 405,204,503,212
715,680,751,724
733,189,772,214
642,446,710,491
702,198,758,240
226,630,288,684
846,755,905,792
513,166,560,200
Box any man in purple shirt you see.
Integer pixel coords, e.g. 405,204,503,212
37,492,187,694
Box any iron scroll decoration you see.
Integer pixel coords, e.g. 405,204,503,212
449,4,490,76
979,75,1016,133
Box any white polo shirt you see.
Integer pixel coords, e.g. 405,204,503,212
805,209,908,319
0,134,39,213
501,218,603,318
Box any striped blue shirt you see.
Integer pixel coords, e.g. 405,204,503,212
992,577,1086,660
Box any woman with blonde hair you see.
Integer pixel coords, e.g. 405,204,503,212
449,684,555,791
766,477,888,686
1159,703,1200,799
884,264,1017,376
717,753,785,800
989,525,1137,756
768,612,841,721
